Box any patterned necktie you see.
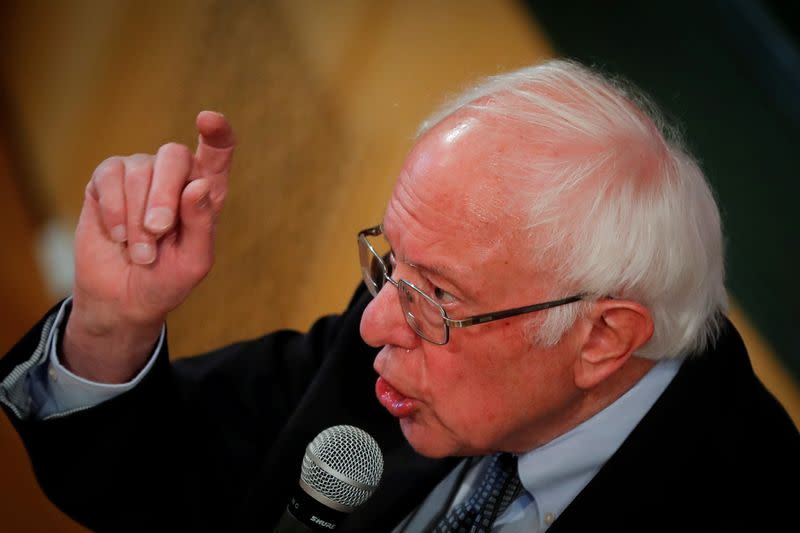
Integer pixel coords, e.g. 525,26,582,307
432,453,523,533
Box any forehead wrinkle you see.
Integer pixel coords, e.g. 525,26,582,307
390,168,486,242
463,172,522,225
383,184,447,261
385,114,535,297
384,180,490,291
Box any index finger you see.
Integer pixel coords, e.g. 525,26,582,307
193,110,235,178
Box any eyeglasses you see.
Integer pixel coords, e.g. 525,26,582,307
357,224,584,345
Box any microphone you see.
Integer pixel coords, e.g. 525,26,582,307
275,425,384,532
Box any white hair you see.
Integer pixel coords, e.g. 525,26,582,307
418,59,727,359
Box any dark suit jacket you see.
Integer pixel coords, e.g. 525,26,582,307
2,285,798,532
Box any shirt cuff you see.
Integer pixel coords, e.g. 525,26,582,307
34,297,165,418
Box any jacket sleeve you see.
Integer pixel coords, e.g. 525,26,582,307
0,284,374,533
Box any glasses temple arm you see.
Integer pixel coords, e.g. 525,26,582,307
443,294,585,328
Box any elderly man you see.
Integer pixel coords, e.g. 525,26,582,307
2,60,798,532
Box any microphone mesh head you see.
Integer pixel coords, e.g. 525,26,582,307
300,425,384,511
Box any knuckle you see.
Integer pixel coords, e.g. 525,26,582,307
184,258,210,281
85,180,97,200
124,170,147,188
97,155,123,170
125,153,155,175
98,198,124,221
212,189,227,206
92,156,123,186
159,142,191,160
123,156,155,189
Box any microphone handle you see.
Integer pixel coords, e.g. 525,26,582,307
274,483,348,532
274,508,314,533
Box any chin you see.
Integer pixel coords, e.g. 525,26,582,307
399,416,467,458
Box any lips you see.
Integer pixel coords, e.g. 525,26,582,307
375,376,418,418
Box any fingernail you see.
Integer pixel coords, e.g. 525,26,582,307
130,243,155,264
144,207,174,233
110,225,127,243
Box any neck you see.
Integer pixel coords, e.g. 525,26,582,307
513,356,658,452
583,355,658,412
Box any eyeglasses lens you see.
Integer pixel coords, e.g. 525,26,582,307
358,236,388,296
398,282,447,344
359,232,447,344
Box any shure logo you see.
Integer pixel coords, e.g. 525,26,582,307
310,515,336,529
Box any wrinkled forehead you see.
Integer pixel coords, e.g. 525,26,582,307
383,112,535,272
398,113,526,228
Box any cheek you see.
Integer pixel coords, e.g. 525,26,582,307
455,326,551,404
424,329,523,417
417,347,466,403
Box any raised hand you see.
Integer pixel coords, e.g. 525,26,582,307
63,111,235,383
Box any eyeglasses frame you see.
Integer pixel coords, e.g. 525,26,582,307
358,224,584,345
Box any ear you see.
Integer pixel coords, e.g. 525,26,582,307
573,299,654,390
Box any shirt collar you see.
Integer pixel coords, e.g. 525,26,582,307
517,356,683,527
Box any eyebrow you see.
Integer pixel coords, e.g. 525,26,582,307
384,229,471,298
408,257,471,299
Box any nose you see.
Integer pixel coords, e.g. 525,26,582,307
360,281,419,349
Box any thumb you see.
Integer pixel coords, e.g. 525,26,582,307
177,178,215,267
